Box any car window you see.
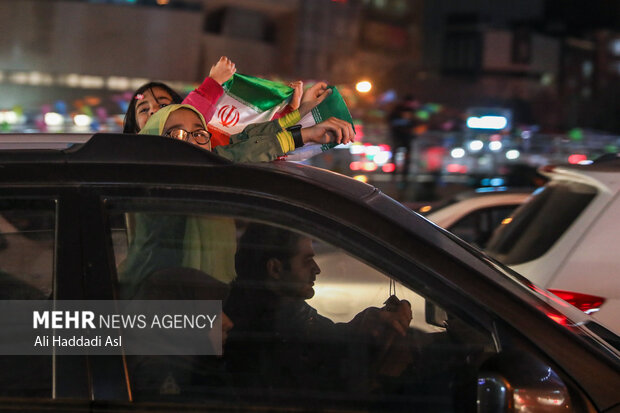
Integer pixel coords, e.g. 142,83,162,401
106,202,498,411
486,182,596,265
0,198,54,398
448,205,519,248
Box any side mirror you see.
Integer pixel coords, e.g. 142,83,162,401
477,351,572,412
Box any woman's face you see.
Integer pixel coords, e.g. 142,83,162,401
162,108,212,150
134,87,174,132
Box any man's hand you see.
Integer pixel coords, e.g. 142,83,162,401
209,56,236,85
348,300,414,379
300,117,355,145
298,82,332,118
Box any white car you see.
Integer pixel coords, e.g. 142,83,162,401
421,188,532,248
310,188,532,326
486,157,620,332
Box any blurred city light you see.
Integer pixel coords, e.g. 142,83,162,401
355,81,372,93
466,115,508,130
349,143,364,155
365,145,380,157
44,112,64,126
568,154,588,164
373,151,390,165
468,140,484,151
0,111,18,124
382,163,395,173
489,141,503,151
451,148,465,158
353,175,368,183
506,149,521,160
349,161,362,171
446,164,468,173
73,114,92,127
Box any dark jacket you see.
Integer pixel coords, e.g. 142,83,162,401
223,283,374,397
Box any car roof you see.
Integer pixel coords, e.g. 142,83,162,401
412,186,533,216
539,160,620,191
0,132,384,202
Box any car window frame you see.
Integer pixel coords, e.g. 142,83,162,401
0,186,92,406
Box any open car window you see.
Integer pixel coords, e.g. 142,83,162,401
106,200,498,411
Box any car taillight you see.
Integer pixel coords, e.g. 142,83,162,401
548,289,606,314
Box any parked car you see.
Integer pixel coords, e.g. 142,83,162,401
0,133,618,412
418,187,532,248
486,157,620,333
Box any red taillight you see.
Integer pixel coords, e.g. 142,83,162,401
548,289,606,314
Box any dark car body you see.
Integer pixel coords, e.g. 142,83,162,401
0,133,618,412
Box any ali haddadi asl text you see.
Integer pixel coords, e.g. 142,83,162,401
34,335,121,347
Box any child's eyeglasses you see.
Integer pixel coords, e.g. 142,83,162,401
164,128,211,145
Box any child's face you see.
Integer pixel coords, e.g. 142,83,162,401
134,87,174,132
163,109,212,150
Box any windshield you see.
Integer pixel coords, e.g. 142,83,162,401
485,181,597,265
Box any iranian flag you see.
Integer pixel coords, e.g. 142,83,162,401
208,73,354,161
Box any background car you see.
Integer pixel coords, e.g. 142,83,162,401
417,187,533,248
0,133,618,412
486,156,620,332
311,187,532,328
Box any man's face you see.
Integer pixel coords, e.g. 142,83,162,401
278,237,320,299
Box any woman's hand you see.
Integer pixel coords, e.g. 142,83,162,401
209,56,236,85
288,80,303,110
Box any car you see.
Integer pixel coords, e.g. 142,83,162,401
0,133,618,412
417,187,533,248
309,188,531,330
485,157,620,333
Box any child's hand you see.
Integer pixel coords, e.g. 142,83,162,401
298,82,332,118
209,56,236,85
288,81,303,110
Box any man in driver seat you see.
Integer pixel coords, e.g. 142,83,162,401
224,223,413,397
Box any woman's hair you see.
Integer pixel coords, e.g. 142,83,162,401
122,82,183,134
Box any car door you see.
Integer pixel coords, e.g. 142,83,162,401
86,182,611,413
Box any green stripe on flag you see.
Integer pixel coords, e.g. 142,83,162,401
223,73,293,112
311,86,355,131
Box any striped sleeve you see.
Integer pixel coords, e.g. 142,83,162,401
277,110,301,129
276,130,295,153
